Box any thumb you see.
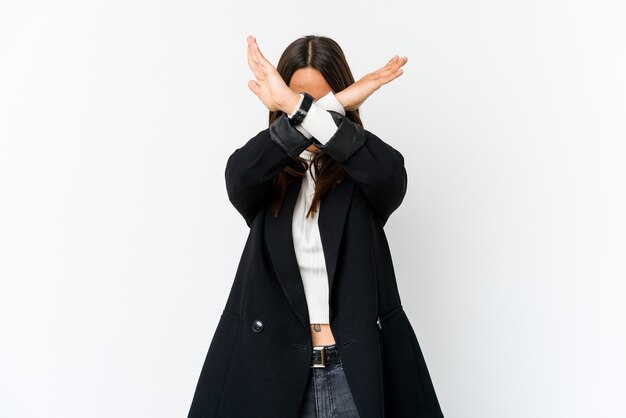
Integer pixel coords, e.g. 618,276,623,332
248,80,260,96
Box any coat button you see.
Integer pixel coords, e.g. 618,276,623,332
251,319,264,333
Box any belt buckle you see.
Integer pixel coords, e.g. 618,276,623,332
311,346,326,368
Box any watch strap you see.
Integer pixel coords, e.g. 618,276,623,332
289,92,314,126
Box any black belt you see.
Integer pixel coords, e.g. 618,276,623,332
311,344,340,368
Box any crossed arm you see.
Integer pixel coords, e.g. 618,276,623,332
226,35,409,228
224,92,346,228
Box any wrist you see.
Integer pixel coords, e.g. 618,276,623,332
282,92,302,115
288,92,314,126
334,91,347,108
334,90,357,111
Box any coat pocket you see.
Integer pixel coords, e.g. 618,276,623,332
221,309,244,325
378,304,404,327
377,304,427,412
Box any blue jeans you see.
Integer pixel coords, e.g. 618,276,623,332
298,345,360,417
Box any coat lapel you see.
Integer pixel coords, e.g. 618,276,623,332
318,178,355,323
265,177,355,332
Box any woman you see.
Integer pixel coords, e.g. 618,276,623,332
188,35,444,418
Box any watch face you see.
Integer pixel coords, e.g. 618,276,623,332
289,113,303,125
292,110,306,123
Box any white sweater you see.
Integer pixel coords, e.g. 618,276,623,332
288,91,346,324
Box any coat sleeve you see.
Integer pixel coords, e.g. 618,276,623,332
311,110,408,226
225,114,313,227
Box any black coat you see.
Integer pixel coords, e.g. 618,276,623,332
188,111,444,417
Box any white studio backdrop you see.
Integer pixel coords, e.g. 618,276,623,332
1,1,624,417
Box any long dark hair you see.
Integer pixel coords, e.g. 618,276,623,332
270,35,363,219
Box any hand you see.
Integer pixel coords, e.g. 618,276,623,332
246,35,300,113
335,54,408,111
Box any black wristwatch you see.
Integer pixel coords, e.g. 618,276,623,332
288,92,314,126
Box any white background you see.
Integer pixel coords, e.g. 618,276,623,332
1,1,625,417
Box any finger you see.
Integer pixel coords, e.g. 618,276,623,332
247,36,261,69
247,40,262,78
248,40,268,83
378,58,407,84
251,36,269,64
389,67,405,82
378,59,406,82
247,40,255,70
385,55,398,66
374,55,402,77
248,36,263,63
385,65,405,82
248,79,260,96
390,56,408,72
250,37,272,72
253,37,269,61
